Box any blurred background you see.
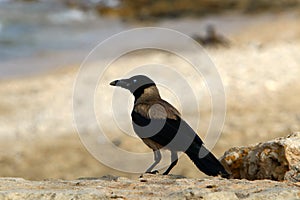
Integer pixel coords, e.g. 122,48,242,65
0,0,299,180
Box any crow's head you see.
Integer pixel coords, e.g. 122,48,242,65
110,75,156,98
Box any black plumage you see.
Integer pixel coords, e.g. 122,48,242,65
110,75,229,177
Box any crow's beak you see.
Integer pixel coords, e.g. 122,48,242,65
110,80,119,86
110,79,131,89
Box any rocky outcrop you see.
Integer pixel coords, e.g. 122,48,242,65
221,132,300,181
63,0,300,21
0,175,299,200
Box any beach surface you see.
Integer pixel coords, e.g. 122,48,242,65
0,10,300,180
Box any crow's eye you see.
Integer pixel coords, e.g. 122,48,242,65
133,79,137,84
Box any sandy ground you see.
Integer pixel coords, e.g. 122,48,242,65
0,12,300,180
0,175,299,199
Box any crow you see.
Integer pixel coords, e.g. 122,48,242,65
110,75,229,177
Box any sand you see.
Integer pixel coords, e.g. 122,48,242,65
0,11,299,180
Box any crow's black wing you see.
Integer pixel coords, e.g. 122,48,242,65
131,99,203,151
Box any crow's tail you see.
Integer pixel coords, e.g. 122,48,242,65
185,145,229,178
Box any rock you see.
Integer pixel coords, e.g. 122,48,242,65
192,24,230,48
221,132,300,181
0,176,299,200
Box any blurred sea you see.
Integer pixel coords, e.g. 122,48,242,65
0,1,127,78
0,1,295,79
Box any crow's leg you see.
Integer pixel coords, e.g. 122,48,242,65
163,151,178,175
145,150,162,174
